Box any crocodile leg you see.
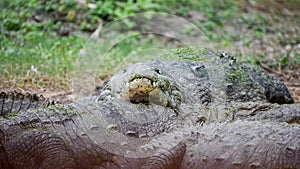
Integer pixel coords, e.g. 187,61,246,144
142,142,186,169
4,130,76,169
1,123,130,169
0,129,10,169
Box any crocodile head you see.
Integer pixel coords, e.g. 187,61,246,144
102,60,212,106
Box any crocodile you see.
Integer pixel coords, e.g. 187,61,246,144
0,48,299,169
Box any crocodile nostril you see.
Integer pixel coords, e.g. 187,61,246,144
126,130,138,138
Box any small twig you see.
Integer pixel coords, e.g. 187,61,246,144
91,19,103,39
47,90,73,98
16,87,26,93
260,63,286,77
284,82,300,87
75,0,96,9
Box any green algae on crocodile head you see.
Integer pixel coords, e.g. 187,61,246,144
165,47,212,62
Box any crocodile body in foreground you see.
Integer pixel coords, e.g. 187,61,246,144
0,49,299,169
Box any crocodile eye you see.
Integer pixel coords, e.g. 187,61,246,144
154,68,161,74
221,51,228,58
218,50,228,58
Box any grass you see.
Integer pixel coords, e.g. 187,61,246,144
1,0,300,94
0,0,239,77
0,32,87,77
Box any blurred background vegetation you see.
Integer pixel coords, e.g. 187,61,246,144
1,0,299,102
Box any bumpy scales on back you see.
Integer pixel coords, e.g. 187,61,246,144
0,48,299,169
0,92,55,116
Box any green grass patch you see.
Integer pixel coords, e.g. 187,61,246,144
0,0,241,79
0,32,87,77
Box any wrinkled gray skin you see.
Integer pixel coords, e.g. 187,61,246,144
0,51,299,169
